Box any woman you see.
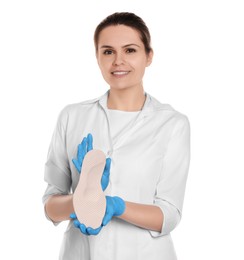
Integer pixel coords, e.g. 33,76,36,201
43,12,190,260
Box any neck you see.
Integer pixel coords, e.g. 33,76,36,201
107,87,146,111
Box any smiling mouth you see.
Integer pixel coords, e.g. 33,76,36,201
111,71,130,76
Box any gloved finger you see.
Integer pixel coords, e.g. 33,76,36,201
101,158,111,191
103,158,111,178
102,201,113,226
87,226,102,235
73,220,80,228
72,158,81,173
72,137,87,173
79,223,89,235
87,133,93,152
80,137,87,162
77,137,86,159
70,212,77,219
102,212,113,226
104,158,111,173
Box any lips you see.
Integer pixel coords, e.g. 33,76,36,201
111,71,130,75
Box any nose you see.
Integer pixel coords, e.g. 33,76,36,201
112,52,124,66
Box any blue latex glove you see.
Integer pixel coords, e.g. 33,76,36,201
102,196,126,226
72,133,93,173
70,212,103,235
100,158,111,191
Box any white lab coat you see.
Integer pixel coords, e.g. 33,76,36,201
43,91,190,260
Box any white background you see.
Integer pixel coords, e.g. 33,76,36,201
0,0,243,259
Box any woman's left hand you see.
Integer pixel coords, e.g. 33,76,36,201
72,133,93,173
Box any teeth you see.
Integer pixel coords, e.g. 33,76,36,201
112,71,128,75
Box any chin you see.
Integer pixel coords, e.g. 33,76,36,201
109,85,132,91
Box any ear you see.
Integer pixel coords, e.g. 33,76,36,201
146,49,154,67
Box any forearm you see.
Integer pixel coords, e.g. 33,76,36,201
119,201,164,232
45,194,74,222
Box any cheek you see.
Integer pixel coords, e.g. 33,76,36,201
98,60,108,74
130,56,148,69
132,61,147,76
99,57,112,69
98,62,112,83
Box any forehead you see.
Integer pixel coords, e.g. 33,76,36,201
98,25,143,47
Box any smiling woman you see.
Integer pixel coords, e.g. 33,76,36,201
43,12,190,260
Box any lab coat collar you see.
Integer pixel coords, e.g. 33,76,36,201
97,90,169,116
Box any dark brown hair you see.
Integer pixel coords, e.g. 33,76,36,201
94,12,152,54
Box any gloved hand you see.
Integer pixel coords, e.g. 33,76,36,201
70,212,103,235
72,133,93,173
102,196,126,226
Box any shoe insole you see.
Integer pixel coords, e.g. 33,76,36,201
73,149,106,229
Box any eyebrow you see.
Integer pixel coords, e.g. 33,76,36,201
100,44,141,49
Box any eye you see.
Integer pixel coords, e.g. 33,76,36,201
103,49,114,55
126,48,136,53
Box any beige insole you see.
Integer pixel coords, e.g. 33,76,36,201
73,149,106,229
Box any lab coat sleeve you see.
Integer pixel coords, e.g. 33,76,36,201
150,115,190,237
42,184,66,225
42,107,72,223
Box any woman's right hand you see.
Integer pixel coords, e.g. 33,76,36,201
70,212,103,235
